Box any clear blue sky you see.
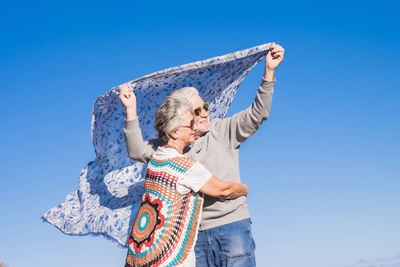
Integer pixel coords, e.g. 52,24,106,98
1,0,399,266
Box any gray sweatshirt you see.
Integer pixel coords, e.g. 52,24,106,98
124,78,275,230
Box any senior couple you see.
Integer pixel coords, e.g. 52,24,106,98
120,43,284,267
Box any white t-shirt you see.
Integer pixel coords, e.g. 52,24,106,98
153,147,212,194
152,146,212,266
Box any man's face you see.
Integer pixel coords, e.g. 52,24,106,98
188,94,210,137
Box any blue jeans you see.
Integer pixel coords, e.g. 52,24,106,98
194,219,256,267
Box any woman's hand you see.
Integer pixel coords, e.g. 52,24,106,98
118,83,138,120
199,176,248,200
118,83,136,108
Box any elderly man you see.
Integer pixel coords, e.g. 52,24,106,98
120,43,285,266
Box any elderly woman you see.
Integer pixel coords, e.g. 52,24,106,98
119,86,248,267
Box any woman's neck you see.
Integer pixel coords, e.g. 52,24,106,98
164,139,186,154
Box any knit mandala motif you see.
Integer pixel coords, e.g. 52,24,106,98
126,156,202,267
42,43,273,246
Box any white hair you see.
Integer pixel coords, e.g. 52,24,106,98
154,96,193,144
169,86,199,102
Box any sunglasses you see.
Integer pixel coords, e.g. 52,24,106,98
194,103,209,116
180,119,195,129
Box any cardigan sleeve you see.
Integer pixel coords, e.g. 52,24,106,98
123,118,161,164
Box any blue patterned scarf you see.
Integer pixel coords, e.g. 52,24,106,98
42,43,273,246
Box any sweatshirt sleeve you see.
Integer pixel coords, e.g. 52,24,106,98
211,78,275,149
123,118,160,164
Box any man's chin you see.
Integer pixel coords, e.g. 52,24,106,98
195,126,210,136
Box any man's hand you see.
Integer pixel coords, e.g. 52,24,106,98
118,83,138,120
264,43,285,81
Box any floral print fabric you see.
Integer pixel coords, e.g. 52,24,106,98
42,43,273,246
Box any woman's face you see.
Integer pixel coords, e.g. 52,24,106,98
175,110,195,144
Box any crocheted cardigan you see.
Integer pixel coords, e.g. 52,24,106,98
125,155,203,267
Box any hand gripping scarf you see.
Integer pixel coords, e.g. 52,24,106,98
42,43,273,246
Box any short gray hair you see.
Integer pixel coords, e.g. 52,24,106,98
154,96,193,145
169,86,199,102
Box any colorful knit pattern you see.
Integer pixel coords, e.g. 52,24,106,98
42,44,272,246
126,156,203,267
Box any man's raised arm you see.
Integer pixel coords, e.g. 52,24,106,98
119,84,159,164
211,43,285,148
